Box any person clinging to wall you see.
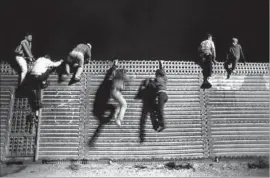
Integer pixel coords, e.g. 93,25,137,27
224,37,246,79
14,32,35,85
62,43,92,83
198,33,218,89
135,78,158,143
154,60,168,132
29,55,64,115
90,60,118,146
110,59,134,127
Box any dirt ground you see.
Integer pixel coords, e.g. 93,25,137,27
1,157,269,177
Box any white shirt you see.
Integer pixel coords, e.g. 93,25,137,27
199,39,216,57
31,57,61,75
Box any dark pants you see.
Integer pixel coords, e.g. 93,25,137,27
139,103,158,142
224,58,238,74
156,92,168,128
201,54,213,80
30,68,53,108
93,103,116,125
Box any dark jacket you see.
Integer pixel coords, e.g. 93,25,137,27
227,44,246,62
154,69,167,92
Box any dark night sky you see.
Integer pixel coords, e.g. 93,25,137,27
0,0,269,62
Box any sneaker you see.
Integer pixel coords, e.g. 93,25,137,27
73,77,81,82
226,70,232,79
115,119,121,127
200,80,212,89
153,125,159,131
35,110,39,117
157,126,165,132
41,81,50,89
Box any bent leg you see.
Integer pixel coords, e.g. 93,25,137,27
16,56,28,84
111,89,127,124
75,55,84,80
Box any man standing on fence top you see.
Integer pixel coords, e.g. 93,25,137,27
64,43,92,82
198,33,217,89
224,37,246,79
14,33,35,85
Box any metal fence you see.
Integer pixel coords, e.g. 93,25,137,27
0,60,269,161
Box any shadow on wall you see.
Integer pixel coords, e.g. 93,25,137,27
89,66,116,147
134,79,158,143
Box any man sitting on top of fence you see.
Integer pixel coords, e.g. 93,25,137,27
63,43,92,84
224,37,246,79
14,32,35,86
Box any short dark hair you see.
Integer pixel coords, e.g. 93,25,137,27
25,32,32,37
44,54,51,59
207,33,212,39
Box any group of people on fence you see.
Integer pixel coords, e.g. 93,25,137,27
13,32,246,143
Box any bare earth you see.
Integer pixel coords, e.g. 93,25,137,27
1,157,269,177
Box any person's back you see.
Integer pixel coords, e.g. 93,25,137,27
199,39,215,56
15,39,32,57
154,69,167,92
31,57,53,75
136,79,156,106
73,43,91,58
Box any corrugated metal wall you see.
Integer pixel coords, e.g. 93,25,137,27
0,87,14,161
206,72,269,158
37,75,86,160
0,75,37,160
0,60,269,161
84,73,206,160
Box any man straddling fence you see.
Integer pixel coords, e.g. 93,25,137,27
198,33,217,89
14,32,35,85
224,38,246,79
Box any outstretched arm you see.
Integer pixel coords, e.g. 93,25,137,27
159,60,164,70
240,46,246,64
22,41,34,60
211,42,217,64
51,59,64,67
85,47,92,63
104,59,118,80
